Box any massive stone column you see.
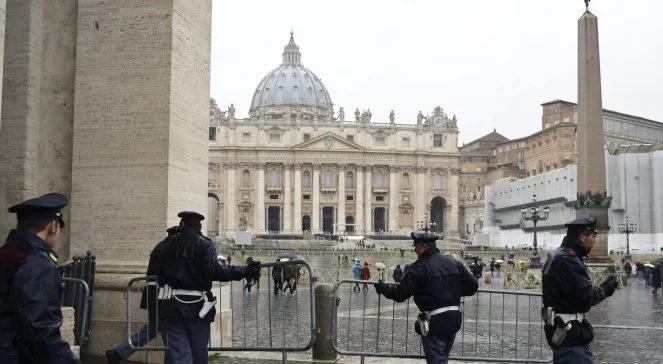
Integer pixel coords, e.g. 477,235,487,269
0,0,5,126
355,167,364,234
283,164,292,233
0,0,77,259
225,164,237,232
446,171,460,240
68,0,212,356
337,165,346,233
415,167,426,224
312,165,321,233
364,167,372,233
388,167,398,232
293,164,302,233
255,163,265,232
576,8,611,261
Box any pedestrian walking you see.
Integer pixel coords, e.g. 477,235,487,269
352,258,362,291
651,262,661,296
243,257,260,293
361,262,371,291
148,211,260,364
0,193,81,363
374,232,478,364
106,226,182,363
393,264,404,283
623,261,632,278
489,259,496,277
272,258,284,295
283,262,299,294
541,217,618,363
495,261,502,277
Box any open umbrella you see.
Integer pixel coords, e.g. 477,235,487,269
374,262,386,270
278,252,297,260
644,263,655,268
495,259,504,263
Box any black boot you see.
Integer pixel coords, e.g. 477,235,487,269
106,349,122,364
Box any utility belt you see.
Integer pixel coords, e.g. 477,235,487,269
158,284,216,319
415,305,460,337
541,307,589,346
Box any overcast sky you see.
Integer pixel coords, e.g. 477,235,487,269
210,0,662,145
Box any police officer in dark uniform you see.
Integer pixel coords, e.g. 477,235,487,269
0,193,80,363
542,217,618,363
147,211,260,364
374,232,478,364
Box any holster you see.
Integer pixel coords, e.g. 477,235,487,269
198,291,217,319
414,312,431,337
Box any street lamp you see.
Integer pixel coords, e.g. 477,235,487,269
617,216,638,260
520,194,550,268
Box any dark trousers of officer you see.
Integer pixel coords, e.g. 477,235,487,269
552,345,594,363
115,323,159,359
160,318,210,364
421,332,455,364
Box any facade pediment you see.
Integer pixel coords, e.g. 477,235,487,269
293,132,365,151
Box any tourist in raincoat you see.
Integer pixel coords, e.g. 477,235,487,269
352,259,362,292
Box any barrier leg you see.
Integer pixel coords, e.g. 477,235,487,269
313,283,337,361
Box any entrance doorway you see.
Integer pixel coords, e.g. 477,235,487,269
430,197,445,233
267,206,281,232
373,207,386,232
345,216,354,234
322,206,335,234
302,215,311,233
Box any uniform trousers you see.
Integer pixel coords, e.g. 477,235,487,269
552,345,594,363
115,323,159,359
160,318,210,364
421,332,455,364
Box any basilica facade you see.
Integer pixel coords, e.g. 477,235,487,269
208,33,461,239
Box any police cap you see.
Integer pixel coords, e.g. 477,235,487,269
8,193,68,227
411,232,439,246
564,217,598,235
177,211,205,221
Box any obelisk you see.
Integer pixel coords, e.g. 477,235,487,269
576,3,611,262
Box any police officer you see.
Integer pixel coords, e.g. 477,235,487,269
0,193,80,363
148,211,260,364
374,232,478,364
542,217,618,363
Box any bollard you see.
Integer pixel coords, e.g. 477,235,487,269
313,283,337,362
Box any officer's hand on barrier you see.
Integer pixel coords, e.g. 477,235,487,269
246,260,261,279
600,275,617,297
374,280,386,295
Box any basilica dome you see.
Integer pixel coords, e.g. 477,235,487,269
249,33,332,115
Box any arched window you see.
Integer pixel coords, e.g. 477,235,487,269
208,167,216,184
402,172,410,188
242,170,251,187
302,170,311,187
269,167,280,186
433,171,444,190
346,171,354,188
373,171,385,187
323,169,334,187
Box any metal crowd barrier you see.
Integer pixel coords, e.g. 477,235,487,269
58,252,96,346
332,279,553,363
124,259,316,363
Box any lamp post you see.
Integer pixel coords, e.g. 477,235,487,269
520,194,550,268
617,216,637,260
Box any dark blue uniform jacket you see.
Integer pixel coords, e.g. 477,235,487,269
0,229,78,363
147,226,247,321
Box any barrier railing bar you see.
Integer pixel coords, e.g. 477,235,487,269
515,294,519,358
405,298,410,353
460,298,464,356
60,277,90,348
390,300,395,354
527,295,531,359
488,292,492,355
376,293,381,352
268,266,273,348
501,293,505,357
346,285,351,351
474,293,479,357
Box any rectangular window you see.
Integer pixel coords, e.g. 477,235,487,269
401,137,410,146
346,195,354,201
208,127,216,141
433,134,444,147
303,133,311,142
269,194,279,200
242,132,251,141
269,133,281,143
346,135,354,142
374,136,386,145
376,195,385,202
303,194,311,200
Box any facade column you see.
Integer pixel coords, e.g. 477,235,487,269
364,167,372,234
415,167,426,223
355,167,364,234
312,165,321,233
337,165,346,234
255,163,265,233
446,171,460,239
293,164,302,234
388,166,398,233
283,164,292,233
225,163,237,232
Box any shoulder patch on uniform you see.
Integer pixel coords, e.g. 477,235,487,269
49,252,58,263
